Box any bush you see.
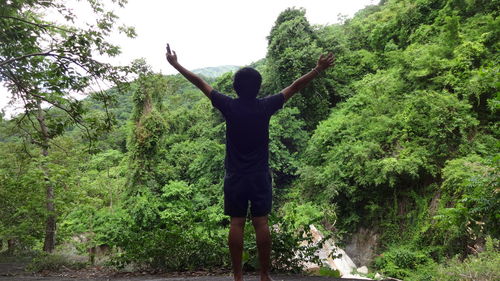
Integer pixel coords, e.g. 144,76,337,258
270,202,332,273
269,215,324,273
102,183,230,271
401,237,500,281
435,237,500,281
27,252,87,272
430,155,499,256
404,262,439,281
374,246,433,279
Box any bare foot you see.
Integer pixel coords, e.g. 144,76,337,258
233,273,244,281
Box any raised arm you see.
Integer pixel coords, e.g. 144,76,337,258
281,53,335,102
166,44,213,99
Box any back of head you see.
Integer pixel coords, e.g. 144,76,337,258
233,67,262,99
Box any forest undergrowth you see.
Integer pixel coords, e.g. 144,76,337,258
1,0,498,280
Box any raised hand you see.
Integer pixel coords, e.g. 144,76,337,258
166,43,178,66
164,43,213,97
316,52,335,71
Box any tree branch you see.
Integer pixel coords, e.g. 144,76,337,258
28,93,93,144
21,138,35,158
25,111,42,138
5,68,94,152
1,51,93,75
0,51,54,67
0,16,71,33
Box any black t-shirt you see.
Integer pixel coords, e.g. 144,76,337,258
211,89,285,174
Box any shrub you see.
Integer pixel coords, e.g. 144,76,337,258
270,214,324,273
374,246,433,279
435,237,500,281
270,202,332,273
431,155,499,256
27,252,87,272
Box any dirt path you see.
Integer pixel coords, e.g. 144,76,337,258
0,261,29,276
0,275,369,281
0,261,373,281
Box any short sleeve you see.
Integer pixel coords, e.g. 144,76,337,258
211,90,233,114
263,93,285,116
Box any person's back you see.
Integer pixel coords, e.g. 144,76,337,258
166,43,334,281
211,67,284,223
211,79,284,174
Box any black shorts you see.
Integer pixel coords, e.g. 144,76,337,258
223,170,272,217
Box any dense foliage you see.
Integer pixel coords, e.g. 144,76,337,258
0,0,135,252
1,0,498,279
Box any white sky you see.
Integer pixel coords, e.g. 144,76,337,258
1,0,376,118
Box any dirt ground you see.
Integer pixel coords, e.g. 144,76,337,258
0,259,375,281
0,275,369,281
0,260,29,277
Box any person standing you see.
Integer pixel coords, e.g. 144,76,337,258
166,44,334,281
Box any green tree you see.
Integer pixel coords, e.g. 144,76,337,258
126,69,168,194
0,0,134,252
265,8,332,130
0,136,87,252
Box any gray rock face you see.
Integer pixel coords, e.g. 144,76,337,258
344,228,379,267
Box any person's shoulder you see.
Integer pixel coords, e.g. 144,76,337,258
211,89,235,101
258,93,285,114
210,89,221,98
258,92,282,99
259,93,285,102
211,90,236,113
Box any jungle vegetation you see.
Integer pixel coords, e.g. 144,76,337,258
0,0,498,279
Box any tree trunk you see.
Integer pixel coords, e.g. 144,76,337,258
36,100,56,253
7,239,16,254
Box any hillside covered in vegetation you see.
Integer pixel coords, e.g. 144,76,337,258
1,0,498,280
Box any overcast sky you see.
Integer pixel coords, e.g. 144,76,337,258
1,0,376,117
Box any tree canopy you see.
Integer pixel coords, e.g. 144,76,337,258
0,0,498,279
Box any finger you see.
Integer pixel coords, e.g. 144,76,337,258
167,43,171,55
319,54,325,60
173,50,177,57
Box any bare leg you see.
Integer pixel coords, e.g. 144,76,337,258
252,216,272,281
229,217,246,281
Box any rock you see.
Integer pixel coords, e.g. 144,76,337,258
375,272,382,279
300,225,373,279
357,266,368,274
345,227,379,266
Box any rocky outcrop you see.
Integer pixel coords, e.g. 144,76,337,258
344,228,379,267
301,225,372,279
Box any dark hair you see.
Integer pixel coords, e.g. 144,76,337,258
233,67,262,99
